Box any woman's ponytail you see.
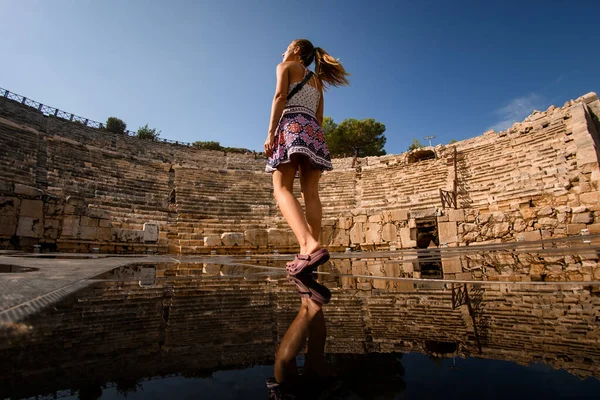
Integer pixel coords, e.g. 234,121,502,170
293,39,350,89
313,47,350,89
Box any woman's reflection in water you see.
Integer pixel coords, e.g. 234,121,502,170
269,273,333,398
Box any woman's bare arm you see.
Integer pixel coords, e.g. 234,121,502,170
316,83,324,126
268,63,290,134
264,63,290,155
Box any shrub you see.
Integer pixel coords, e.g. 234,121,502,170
136,124,161,141
106,117,127,134
407,138,424,151
192,141,223,151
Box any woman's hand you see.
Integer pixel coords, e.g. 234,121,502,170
264,132,276,157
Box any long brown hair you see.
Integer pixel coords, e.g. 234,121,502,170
293,39,350,89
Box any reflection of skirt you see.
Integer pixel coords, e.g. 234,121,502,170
265,106,333,174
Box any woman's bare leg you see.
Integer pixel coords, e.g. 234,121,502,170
299,157,322,243
273,158,320,255
274,297,323,384
304,308,328,377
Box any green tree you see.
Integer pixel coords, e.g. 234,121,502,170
106,117,127,134
136,124,161,141
448,139,458,144
322,116,338,137
407,138,424,151
324,117,386,157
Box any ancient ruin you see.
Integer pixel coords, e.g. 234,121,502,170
0,89,599,275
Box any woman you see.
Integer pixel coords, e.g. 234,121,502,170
264,39,350,276
264,39,349,396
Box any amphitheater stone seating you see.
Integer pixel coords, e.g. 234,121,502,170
0,90,598,254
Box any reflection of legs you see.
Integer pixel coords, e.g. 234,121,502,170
299,156,322,242
273,158,320,255
274,298,323,384
304,308,327,377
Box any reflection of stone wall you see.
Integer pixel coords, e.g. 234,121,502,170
1,264,599,397
1,91,599,253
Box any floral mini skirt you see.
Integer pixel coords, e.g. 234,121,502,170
265,105,333,175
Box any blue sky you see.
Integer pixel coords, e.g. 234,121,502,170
1,0,598,154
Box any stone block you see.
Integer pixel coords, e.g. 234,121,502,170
368,214,382,223
438,221,458,244
520,230,541,241
354,215,367,223
491,222,510,237
44,219,60,229
267,228,289,247
519,208,535,220
399,227,416,248
567,224,587,235
591,170,600,189
204,235,222,247
408,219,417,228
437,215,449,222
61,216,80,238
80,216,99,227
389,209,408,222
580,191,599,205
244,229,268,247
350,223,364,244
448,209,465,222
491,212,507,222
338,217,352,230
373,278,388,290
365,222,381,243
323,218,336,226
537,206,553,216
87,207,110,219
221,232,244,246
113,229,144,243
45,202,63,217
0,197,19,217
572,206,588,214
20,199,43,218
442,257,462,274
320,225,334,245
143,222,160,243
97,227,112,241
332,228,350,246
572,213,592,224
16,217,43,238
14,184,43,197
351,261,367,276
79,226,97,240
402,262,414,273
513,218,526,231
537,217,557,227
587,223,600,235
99,219,111,228
381,223,397,242
44,227,59,240
0,216,17,236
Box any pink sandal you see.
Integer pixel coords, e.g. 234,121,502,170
288,274,331,306
286,248,330,276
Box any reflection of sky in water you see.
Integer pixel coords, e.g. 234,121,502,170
56,355,600,399
2,255,600,400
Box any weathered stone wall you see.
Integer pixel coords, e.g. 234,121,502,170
0,91,598,254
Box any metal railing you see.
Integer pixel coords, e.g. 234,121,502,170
1,86,194,147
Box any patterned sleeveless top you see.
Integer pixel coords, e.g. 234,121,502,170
286,77,321,114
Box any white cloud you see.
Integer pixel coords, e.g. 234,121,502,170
487,93,546,132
